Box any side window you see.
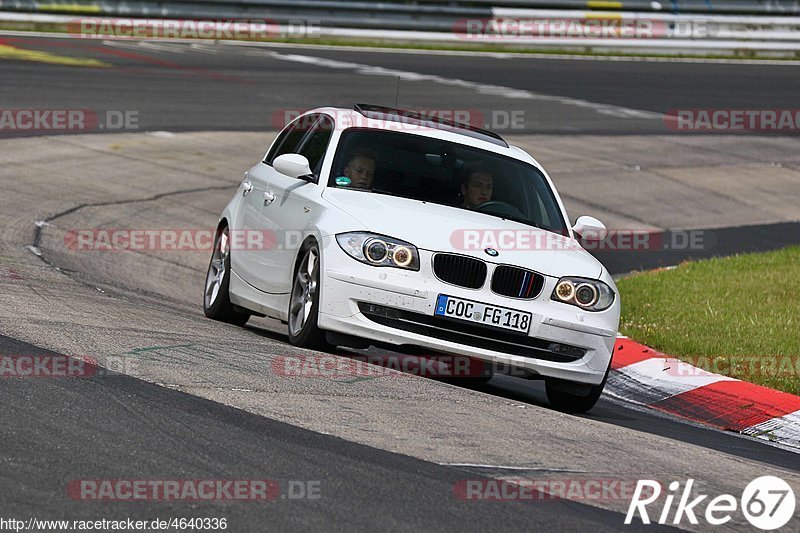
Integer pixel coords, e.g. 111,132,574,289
297,115,334,176
264,115,314,164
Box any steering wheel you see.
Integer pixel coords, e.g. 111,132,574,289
473,200,526,219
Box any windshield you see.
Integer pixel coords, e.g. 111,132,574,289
327,128,568,235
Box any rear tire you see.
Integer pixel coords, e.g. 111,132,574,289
203,224,250,326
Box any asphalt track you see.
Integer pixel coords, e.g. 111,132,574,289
1,36,800,531
2,335,666,532
0,36,798,135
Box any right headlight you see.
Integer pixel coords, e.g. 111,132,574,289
550,277,615,312
336,232,420,271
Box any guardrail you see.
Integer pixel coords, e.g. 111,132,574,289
1,0,799,54
434,0,800,15
3,0,800,17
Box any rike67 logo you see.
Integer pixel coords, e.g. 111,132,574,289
626,476,796,530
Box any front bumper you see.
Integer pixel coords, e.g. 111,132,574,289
317,235,619,385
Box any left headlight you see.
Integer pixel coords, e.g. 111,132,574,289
336,232,420,271
551,276,615,312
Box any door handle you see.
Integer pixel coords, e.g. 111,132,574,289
263,191,276,205
241,180,253,196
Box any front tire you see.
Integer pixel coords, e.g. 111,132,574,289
287,242,330,350
203,224,250,326
545,364,610,414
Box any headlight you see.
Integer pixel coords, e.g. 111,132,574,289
365,238,389,263
551,277,614,311
336,232,420,271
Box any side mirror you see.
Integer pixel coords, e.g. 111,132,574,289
273,153,313,180
572,216,607,239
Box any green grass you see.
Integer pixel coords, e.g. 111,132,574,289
616,246,800,394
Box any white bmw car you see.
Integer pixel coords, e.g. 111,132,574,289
204,104,620,412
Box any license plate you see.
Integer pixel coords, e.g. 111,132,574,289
434,295,532,334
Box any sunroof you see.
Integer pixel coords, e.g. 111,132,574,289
353,103,509,148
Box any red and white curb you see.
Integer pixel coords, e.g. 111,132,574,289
607,336,800,452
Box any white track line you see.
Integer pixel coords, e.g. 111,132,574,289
257,49,662,120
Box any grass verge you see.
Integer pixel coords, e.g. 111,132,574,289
616,246,800,394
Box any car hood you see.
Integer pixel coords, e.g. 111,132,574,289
322,188,602,279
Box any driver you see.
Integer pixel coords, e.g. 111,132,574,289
342,147,377,189
460,163,494,209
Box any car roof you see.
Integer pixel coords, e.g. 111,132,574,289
301,105,537,165
353,104,507,147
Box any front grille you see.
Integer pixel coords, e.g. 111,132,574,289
491,265,545,299
358,303,586,363
432,253,486,289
